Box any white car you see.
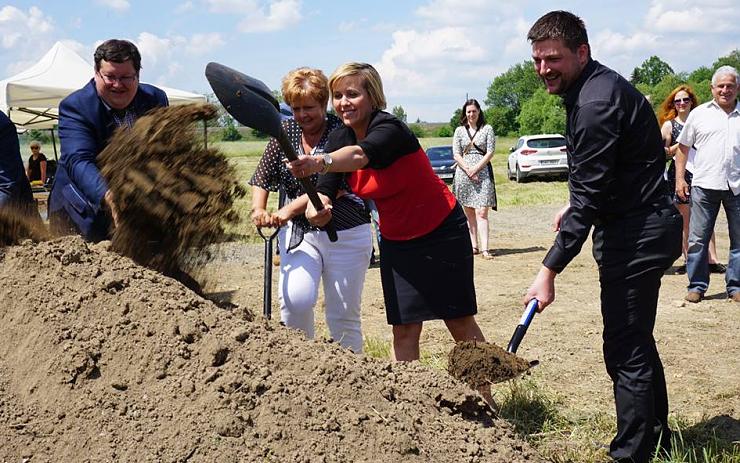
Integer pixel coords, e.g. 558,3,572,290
507,134,568,183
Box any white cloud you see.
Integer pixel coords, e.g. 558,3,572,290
237,0,302,33
175,1,195,14
415,0,494,25
205,0,253,13
645,0,740,33
95,0,131,12
186,33,225,55
0,5,54,49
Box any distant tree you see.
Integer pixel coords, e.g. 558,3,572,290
485,106,516,137
27,129,51,144
449,108,462,129
517,88,566,135
630,56,674,87
436,125,453,137
711,49,740,72
408,123,425,138
391,105,408,122
484,60,541,132
221,118,243,141
205,92,231,128
688,66,713,83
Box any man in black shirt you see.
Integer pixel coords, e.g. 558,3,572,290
523,11,682,463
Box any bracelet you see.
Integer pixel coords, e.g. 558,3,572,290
320,158,330,174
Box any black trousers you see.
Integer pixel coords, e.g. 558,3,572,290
592,203,682,462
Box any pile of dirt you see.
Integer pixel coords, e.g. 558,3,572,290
448,341,533,388
98,104,244,282
0,236,543,462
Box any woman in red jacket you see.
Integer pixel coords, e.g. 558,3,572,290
288,62,486,361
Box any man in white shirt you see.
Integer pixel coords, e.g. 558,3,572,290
675,65,740,302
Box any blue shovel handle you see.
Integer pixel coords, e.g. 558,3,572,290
506,299,539,354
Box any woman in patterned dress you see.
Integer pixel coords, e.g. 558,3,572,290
249,67,372,353
658,85,724,274
452,99,497,259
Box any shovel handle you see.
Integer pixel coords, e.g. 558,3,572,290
275,131,338,242
507,298,539,354
257,226,280,319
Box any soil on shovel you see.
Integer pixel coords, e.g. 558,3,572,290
97,103,245,289
0,237,544,462
448,340,533,388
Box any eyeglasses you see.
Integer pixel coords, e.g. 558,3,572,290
98,72,138,85
674,97,691,105
30,146,40,150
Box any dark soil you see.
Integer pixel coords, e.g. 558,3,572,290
0,206,48,246
448,341,533,388
97,103,245,282
0,236,544,462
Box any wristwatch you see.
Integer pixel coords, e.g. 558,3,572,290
320,153,333,174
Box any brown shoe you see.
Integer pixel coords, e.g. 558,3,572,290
685,292,703,303
730,292,740,302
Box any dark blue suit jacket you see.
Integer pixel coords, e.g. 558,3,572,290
49,79,168,241
0,110,34,212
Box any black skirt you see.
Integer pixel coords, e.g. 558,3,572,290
379,203,477,325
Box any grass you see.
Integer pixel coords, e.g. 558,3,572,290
363,338,740,463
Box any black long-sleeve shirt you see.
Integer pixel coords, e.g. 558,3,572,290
542,59,668,273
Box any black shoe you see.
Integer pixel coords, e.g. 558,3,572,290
709,263,727,274
675,264,687,275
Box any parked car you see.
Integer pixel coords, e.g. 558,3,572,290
507,134,568,183
425,145,456,184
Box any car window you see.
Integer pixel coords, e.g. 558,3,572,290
526,137,566,149
516,139,525,150
426,147,453,160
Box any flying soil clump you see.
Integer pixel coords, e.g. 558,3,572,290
97,103,245,287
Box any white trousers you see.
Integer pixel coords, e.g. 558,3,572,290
278,223,372,353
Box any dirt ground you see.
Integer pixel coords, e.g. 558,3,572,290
2,200,738,462
202,203,740,438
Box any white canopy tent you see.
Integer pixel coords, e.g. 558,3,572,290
0,41,206,129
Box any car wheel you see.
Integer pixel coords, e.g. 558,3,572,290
507,164,513,180
516,165,526,183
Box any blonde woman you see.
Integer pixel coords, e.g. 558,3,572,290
288,63,487,362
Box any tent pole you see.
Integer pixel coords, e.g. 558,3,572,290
50,128,58,161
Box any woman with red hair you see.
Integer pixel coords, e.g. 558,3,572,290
658,85,724,274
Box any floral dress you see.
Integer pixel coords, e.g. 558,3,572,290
452,124,497,209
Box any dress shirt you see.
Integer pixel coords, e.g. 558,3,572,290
676,100,740,194
542,59,668,273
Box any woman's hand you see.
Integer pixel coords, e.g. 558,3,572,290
286,154,322,178
104,189,119,228
305,193,333,227
251,207,274,227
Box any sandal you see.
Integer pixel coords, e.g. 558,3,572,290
472,247,480,255
481,250,495,260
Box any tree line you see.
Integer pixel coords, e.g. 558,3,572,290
450,49,740,138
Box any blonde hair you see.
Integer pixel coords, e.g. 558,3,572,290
29,141,41,149
281,67,329,108
328,62,387,110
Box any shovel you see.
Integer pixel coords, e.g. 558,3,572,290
447,299,540,387
205,62,337,242
257,226,280,319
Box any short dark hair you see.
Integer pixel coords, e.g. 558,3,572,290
527,11,589,54
94,39,142,73
459,99,485,129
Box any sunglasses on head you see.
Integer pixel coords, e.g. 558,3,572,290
674,97,691,104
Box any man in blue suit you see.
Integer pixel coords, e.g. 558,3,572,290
49,39,168,241
0,110,35,215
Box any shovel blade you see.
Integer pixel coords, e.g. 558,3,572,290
205,62,282,138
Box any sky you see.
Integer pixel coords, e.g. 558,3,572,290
1,0,738,122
